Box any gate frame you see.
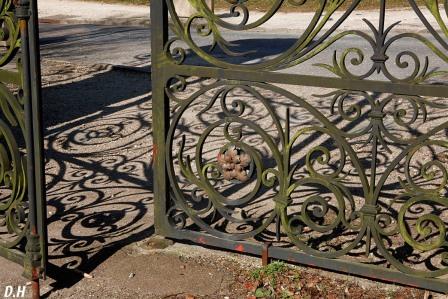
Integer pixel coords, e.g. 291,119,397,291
0,0,46,297
151,0,448,293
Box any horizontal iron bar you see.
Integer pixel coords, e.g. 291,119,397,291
0,247,25,266
269,247,448,294
166,64,448,98
163,227,448,294
165,226,262,255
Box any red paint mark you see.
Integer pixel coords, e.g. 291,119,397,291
152,145,158,159
235,244,245,252
198,236,206,244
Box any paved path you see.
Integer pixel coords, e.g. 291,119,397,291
39,22,443,81
38,0,440,32
38,0,150,26
40,23,152,67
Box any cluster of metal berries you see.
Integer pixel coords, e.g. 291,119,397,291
217,147,251,182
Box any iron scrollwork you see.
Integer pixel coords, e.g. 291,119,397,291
166,0,447,84
0,0,30,253
155,0,448,291
165,75,448,278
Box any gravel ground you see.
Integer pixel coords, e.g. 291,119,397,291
0,59,445,298
0,0,446,296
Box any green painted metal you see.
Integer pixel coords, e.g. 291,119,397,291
0,0,46,281
152,0,448,292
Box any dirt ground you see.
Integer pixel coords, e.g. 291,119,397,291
0,59,443,298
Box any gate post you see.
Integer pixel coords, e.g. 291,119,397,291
29,0,47,277
15,0,43,298
0,0,45,296
151,0,171,235
15,0,45,297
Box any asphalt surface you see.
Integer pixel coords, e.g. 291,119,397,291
39,23,152,67
39,23,445,80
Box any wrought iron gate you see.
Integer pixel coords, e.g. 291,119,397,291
0,0,46,288
152,0,448,292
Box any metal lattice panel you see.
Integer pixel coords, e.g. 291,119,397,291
0,0,46,281
152,0,448,291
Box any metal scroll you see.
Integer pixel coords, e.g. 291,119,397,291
0,0,46,284
152,0,448,292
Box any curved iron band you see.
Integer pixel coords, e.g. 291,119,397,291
166,0,447,84
0,0,28,251
166,78,448,279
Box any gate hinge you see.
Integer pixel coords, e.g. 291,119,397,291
14,0,31,19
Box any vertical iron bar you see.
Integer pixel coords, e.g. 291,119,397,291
151,0,171,234
262,243,271,266
275,215,281,242
29,0,47,277
365,133,377,257
369,138,377,201
379,0,386,34
15,0,41,297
